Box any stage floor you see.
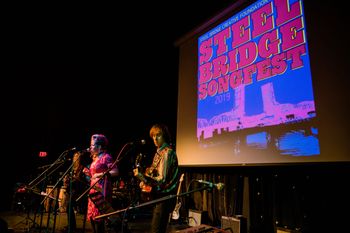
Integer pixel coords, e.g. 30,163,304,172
0,210,192,233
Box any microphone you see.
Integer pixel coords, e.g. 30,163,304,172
196,180,225,191
78,148,90,153
67,147,90,153
65,147,77,152
129,139,146,146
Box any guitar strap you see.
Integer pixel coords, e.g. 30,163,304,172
88,190,121,224
88,177,120,223
88,191,115,215
141,146,179,197
153,150,179,194
162,168,179,193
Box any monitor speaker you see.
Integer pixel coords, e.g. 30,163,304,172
188,209,208,227
176,224,230,233
221,215,247,233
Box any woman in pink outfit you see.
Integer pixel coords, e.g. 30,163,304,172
83,134,119,233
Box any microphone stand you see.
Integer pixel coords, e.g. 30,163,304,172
93,184,213,220
37,161,65,170
66,152,88,233
28,148,74,188
23,148,71,233
32,149,72,233
75,142,132,203
39,158,74,233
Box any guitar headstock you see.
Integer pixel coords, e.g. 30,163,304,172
135,153,143,168
179,173,184,182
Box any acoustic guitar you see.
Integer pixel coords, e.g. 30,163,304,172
171,173,185,220
135,153,153,201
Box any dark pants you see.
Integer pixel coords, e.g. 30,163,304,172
66,191,87,232
150,197,176,233
91,218,105,233
66,201,77,232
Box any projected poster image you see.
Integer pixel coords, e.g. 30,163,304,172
197,0,320,158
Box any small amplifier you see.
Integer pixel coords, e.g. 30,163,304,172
221,215,247,233
188,209,208,227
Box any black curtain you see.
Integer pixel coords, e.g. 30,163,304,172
177,164,350,232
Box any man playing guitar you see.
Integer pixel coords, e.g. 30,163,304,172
133,123,179,233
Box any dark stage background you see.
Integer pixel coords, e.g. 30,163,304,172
3,0,235,212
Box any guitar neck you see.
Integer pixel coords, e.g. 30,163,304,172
176,173,185,199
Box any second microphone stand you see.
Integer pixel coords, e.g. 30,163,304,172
93,182,215,220
24,148,73,233
75,143,132,203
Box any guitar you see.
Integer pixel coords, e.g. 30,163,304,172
135,153,153,196
172,173,185,220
